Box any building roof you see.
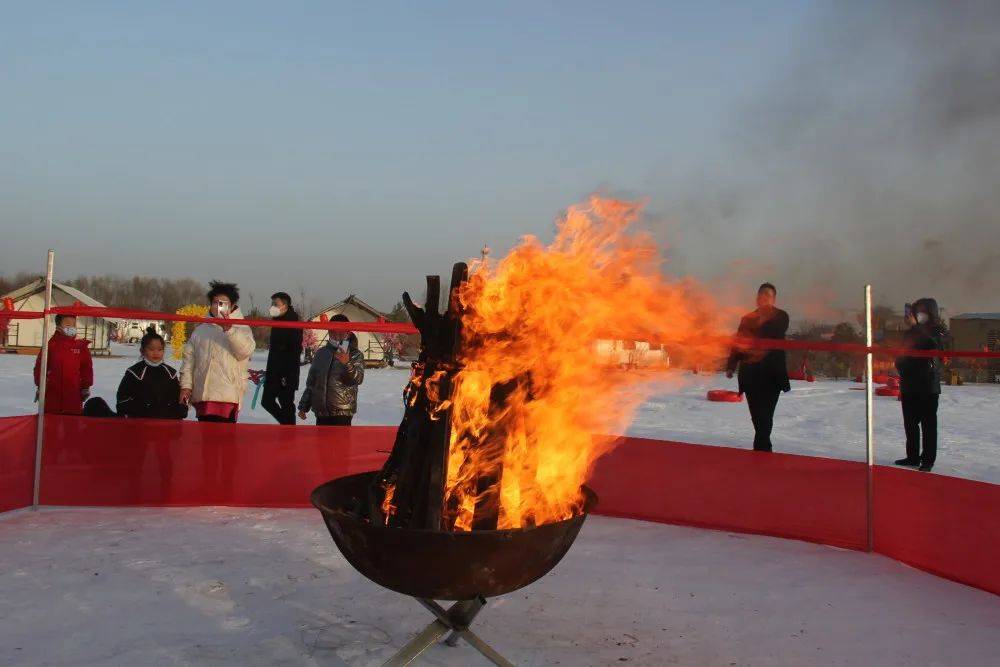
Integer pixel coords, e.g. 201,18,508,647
311,294,386,322
952,312,1000,321
2,278,107,309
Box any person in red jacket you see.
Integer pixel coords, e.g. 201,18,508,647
33,315,93,415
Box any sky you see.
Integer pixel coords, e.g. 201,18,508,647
3,1,997,319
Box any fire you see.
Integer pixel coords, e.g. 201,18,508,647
381,481,397,525
442,196,730,531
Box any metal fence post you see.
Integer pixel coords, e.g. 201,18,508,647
32,250,55,510
865,284,875,552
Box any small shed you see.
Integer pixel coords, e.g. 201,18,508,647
1,279,113,356
950,312,1000,383
310,295,391,367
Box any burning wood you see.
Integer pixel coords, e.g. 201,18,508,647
369,196,729,533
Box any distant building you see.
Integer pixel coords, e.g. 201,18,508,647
114,319,168,344
595,339,669,370
950,313,1000,383
1,279,113,356
310,295,392,367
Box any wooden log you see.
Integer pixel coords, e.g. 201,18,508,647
370,264,467,530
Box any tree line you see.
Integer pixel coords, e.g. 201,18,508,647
0,272,207,315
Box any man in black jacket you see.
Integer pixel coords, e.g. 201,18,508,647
726,283,792,452
262,292,304,425
894,297,948,472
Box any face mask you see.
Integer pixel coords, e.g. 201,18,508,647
144,358,163,367
916,312,929,324
62,326,77,338
269,305,281,317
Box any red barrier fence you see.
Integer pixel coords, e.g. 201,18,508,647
874,467,1000,595
0,416,997,595
0,416,36,512
591,437,868,550
37,416,393,507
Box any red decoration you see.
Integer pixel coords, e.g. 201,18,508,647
707,389,743,402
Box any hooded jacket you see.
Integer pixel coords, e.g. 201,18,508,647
116,360,189,419
179,308,256,405
33,330,93,415
298,334,365,417
896,298,948,397
265,307,303,389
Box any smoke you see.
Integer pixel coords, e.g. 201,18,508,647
657,0,1000,321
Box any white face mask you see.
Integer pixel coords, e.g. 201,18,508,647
916,312,929,324
268,305,282,317
62,326,77,338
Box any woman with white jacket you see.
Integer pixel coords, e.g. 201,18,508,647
179,281,256,423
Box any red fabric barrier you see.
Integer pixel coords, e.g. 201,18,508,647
4,416,998,595
873,466,1000,595
0,415,36,512
588,437,869,550
38,416,393,507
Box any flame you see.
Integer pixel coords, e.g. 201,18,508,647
443,196,728,530
381,482,397,525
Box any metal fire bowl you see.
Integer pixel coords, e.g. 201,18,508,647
311,471,597,601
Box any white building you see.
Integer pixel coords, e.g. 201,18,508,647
1,279,113,356
115,319,168,344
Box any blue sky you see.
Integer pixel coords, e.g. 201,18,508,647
19,1,980,315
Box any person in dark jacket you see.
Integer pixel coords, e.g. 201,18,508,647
298,314,365,425
262,292,303,425
894,298,948,472
116,332,188,420
726,283,792,452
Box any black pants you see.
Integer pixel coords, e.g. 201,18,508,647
197,414,237,424
317,415,353,426
83,397,117,418
262,383,297,425
745,388,781,452
901,393,939,465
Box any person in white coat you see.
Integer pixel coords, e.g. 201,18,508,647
179,281,256,423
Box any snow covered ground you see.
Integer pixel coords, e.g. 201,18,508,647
2,507,998,667
1,343,998,483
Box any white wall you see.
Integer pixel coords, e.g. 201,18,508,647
9,290,110,351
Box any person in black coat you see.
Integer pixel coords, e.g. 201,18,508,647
262,292,304,425
116,332,188,420
894,297,948,472
726,283,792,452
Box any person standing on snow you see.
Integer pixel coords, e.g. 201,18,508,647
726,283,791,452
33,314,93,415
298,314,365,426
894,298,948,472
179,281,256,423
261,292,303,425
